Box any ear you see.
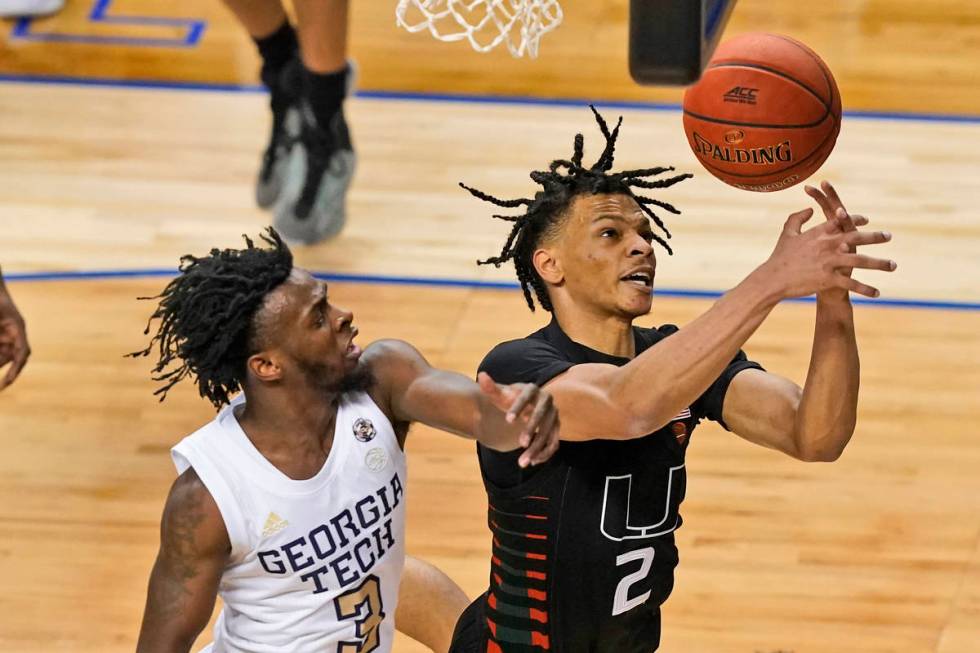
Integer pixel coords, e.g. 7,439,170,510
532,246,564,286
246,350,283,383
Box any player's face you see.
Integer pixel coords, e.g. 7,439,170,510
556,194,657,318
267,270,362,389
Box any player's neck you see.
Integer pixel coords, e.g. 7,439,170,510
236,386,340,476
552,304,636,359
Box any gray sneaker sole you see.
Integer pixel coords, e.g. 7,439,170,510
273,147,357,245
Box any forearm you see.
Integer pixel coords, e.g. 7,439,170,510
396,366,523,450
396,556,469,652
610,267,781,433
135,559,204,653
793,294,859,461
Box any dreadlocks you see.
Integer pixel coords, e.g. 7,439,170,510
129,227,294,408
462,106,692,312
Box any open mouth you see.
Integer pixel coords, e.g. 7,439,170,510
620,270,653,290
346,327,361,358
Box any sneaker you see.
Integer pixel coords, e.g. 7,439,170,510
0,0,64,17
273,63,357,245
255,58,302,209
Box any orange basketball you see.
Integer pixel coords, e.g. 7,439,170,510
682,33,841,192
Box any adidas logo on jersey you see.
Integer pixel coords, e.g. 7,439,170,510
262,512,290,537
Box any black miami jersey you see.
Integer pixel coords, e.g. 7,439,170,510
455,318,762,653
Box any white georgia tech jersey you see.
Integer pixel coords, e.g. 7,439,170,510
171,391,407,653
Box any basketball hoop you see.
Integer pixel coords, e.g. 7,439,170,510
395,0,563,58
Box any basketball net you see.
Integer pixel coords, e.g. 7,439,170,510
394,0,563,58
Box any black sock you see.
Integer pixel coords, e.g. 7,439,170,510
253,21,298,89
302,63,348,128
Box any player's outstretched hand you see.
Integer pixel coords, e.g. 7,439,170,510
805,180,861,277
0,283,30,391
478,372,560,468
763,183,897,300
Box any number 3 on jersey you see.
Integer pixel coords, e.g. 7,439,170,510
335,575,385,652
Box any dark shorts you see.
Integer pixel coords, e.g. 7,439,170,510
449,592,490,653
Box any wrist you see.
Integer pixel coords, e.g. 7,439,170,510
816,291,854,328
744,263,786,308
817,289,853,310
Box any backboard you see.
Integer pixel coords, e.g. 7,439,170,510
629,0,739,86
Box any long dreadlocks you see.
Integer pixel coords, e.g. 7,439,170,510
129,227,294,408
462,106,692,312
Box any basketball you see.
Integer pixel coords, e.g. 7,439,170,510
682,33,842,192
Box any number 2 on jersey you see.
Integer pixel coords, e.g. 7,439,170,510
612,547,655,616
335,574,385,652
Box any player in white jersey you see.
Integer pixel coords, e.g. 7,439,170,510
132,228,562,653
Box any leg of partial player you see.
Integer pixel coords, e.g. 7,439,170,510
273,0,357,245
397,556,470,652
293,0,349,74
221,0,301,210
221,0,288,38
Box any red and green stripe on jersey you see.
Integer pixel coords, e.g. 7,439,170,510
485,496,551,651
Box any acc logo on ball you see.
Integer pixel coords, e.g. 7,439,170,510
722,86,758,105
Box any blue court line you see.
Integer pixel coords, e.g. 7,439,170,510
10,0,206,48
5,268,979,312
0,72,978,125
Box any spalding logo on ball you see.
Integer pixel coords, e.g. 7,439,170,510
682,33,842,192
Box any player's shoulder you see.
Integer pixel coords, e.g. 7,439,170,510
162,468,231,556
479,327,574,387
361,339,429,374
163,467,229,553
359,340,426,414
167,466,213,509
363,338,418,359
481,328,559,367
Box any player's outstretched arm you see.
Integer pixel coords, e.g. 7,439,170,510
136,468,229,653
365,339,560,467
0,266,30,391
543,186,895,442
720,182,888,461
395,555,470,652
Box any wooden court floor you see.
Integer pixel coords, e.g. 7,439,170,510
1,280,978,653
1,0,980,651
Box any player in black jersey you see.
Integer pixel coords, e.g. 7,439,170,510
449,108,897,653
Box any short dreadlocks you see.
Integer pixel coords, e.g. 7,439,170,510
129,227,294,408
462,106,692,312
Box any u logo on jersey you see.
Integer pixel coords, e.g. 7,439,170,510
353,418,377,442
599,465,686,541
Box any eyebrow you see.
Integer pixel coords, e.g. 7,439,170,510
592,213,648,227
592,213,628,223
